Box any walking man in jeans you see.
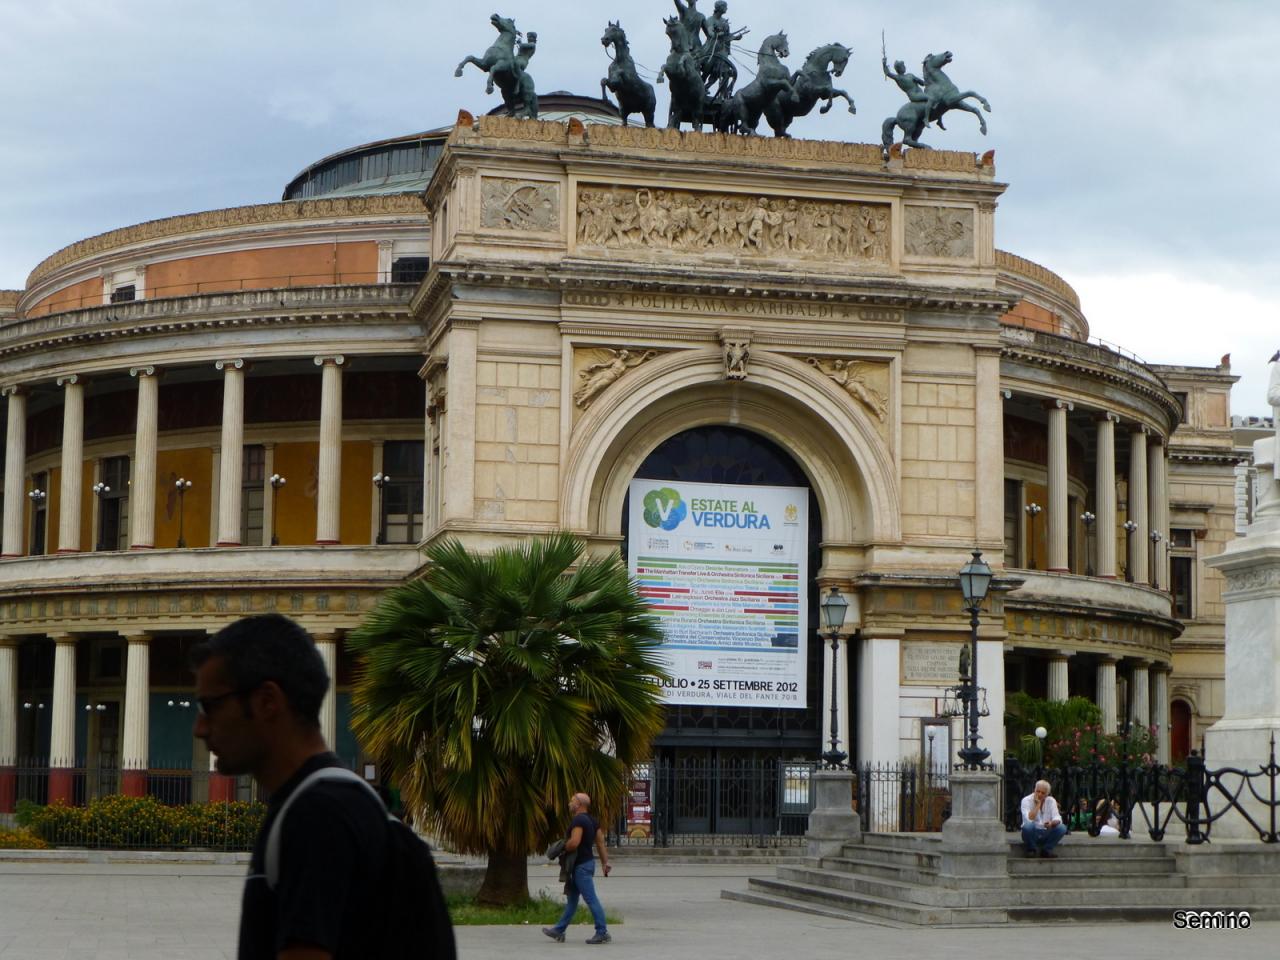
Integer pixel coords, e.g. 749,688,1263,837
543,792,611,944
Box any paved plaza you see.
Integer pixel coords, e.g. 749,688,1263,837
0,858,1271,959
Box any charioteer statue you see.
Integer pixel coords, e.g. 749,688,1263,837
880,44,991,153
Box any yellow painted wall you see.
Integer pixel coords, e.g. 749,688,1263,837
154,449,213,548
46,466,61,554
80,464,94,551
268,440,373,544
1024,481,1048,570
144,242,378,299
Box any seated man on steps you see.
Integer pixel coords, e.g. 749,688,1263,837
1020,779,1066,859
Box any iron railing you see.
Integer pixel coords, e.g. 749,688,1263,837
857,762,952,833
609,757,817,847
12,758,263,808
1002,736,1280,844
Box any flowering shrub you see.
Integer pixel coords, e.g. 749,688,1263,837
1044,723,1157,768
26,795,265,850
0,826,48,849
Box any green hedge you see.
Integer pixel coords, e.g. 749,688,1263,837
26,795,266,850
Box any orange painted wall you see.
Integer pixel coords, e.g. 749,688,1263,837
29,276,104,317
154,449,213,548
1023,481,1048,571
1002,299,1061,335
80,464,95,551
45,466,61,554
269,440,373,544
144,242,378,299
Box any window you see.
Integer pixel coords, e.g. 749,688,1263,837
109,284,136,303
240,445,266,546
391,257,430,284
1003,479,1021,566
1170,528,1193,548
30,470,48,555
1171,557,1193,619
97,457,130,550
1174,392,1189,425
379,441,424,544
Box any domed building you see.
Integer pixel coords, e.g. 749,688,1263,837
0,99,1240,827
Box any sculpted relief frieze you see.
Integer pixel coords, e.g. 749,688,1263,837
480,178,561,232
805,357,890,429
572,347,660,410
904,205,975,259
575,185,890,264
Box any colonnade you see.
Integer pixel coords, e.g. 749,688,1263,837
0,627,344,809
0,355,349,554
1020,396,1170,586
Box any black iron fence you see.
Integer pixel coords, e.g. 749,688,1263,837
609,757,817,847
857,763,952,833
11,758,263,809
1001,736,1280,844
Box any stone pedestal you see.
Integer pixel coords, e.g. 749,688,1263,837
805,768,860,859
1202,436,1280,838
938,770,1008,883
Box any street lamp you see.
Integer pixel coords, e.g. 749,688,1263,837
269,474,286,545
27,488,46,505
956,549,993,770
1080,511,1096,577
1024,502,1043,569
1149,530,1164,590
1034,725,1048,771
92,482,111,551
174,477,192,548
1122,520,1139,582
819,587,849,769
373,472,391,544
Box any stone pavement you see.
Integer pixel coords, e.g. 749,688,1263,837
0,859,1271,959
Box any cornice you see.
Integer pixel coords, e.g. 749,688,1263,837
0,285,416,365
994,250,1080,311
26,193,429,290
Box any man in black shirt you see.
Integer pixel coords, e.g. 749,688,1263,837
543,792,612,944
193,614,388,960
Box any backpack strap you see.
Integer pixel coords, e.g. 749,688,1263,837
264,767,389,890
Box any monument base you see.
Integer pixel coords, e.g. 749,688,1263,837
1202,718,1280,839
805,768,860,859
938,769,1008,883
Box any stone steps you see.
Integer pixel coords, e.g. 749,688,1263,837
720,887,913,928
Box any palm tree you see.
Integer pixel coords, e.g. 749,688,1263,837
347,532,669,905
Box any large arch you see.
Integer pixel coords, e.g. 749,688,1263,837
561,348,900,547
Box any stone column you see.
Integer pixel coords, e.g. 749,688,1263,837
315,633,338,752
120,632,150,797
974,349,1005,554
1046,400,1072,572
976,636,1006,762
315,356,345,544
1096,656,1119,735
1047,651,1071,703
1149,438,1169,588
1,386,27,558
442,321,478,522
1095,413,1118,578
55,376,86,553
1151,666,1170,764
216,359,246,546
856,633,901,771
0,637,17,813
1129,660,1151,730
129,366,159,549
48,634,78,805
1128,427,1149,583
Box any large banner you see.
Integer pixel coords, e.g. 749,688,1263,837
628,479,808,708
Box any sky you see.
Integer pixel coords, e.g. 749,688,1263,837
1,0,1276,414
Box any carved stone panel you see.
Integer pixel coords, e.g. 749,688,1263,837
576,185,890,264
480,178,561,233
904,205,975,259
804,357,890,435
571,347,660,412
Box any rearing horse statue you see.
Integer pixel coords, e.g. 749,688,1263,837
657,14,706,131
454,14,539,119
881,50,990,152
601,21,656,127
717,32,792,135
765,42,856,139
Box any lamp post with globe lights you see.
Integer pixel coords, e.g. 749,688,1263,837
819,587,849,769
956,550,993,769
269,474,286,545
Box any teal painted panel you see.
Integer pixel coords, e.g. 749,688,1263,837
150,694,194,768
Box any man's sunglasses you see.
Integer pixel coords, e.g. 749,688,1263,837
196,689,247,716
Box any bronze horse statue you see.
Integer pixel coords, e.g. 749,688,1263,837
657,14,706,131
765,42,855,138
882,50,990,152
454,13,539,119
601,21,656,127
717,32,792,135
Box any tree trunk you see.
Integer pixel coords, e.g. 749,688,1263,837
475,848,530,905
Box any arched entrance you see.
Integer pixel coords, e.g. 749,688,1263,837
621,425,831,836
